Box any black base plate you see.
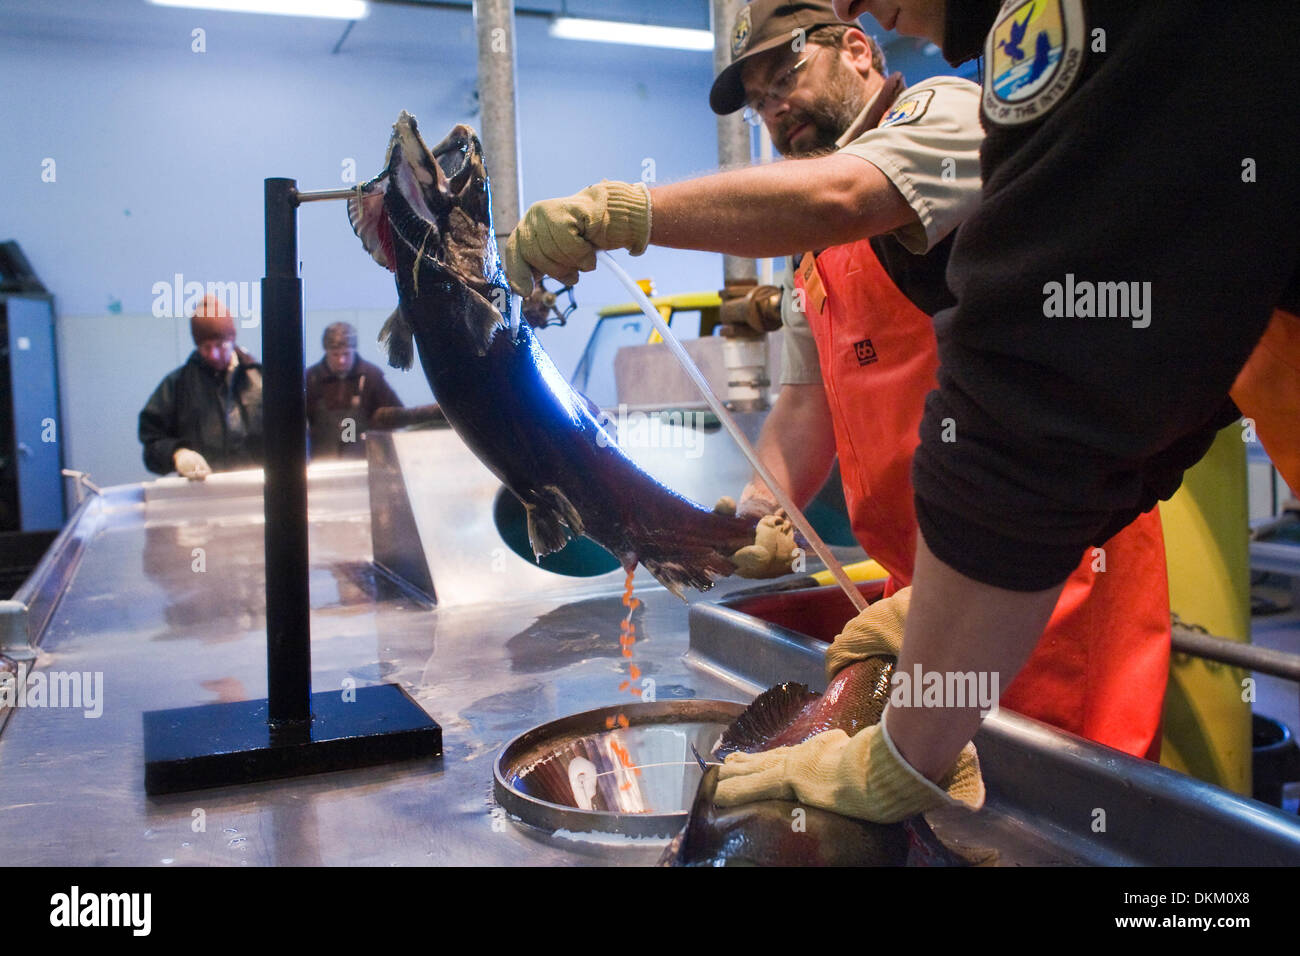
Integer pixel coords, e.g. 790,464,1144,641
143,683,442,795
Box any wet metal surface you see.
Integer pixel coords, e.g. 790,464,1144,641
0,466,759,866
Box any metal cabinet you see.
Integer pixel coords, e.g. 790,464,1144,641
1,295,65,532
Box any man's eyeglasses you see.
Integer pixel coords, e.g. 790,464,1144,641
742,46,825,124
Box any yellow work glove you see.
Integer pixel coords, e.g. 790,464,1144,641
715,717,985,824
504,181,652,296
173,448,212,481
723,510,799,579
825,587,911,680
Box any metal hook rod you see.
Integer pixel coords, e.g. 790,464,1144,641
295,186,366,204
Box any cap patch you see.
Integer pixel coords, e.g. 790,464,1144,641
732,4,753,58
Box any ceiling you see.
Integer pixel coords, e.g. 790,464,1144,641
387,0,714,29
0,0,919,63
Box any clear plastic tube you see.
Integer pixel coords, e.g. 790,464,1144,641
597,250,868,613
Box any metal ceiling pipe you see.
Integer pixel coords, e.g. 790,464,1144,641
473,0,523,236
711,0,757,285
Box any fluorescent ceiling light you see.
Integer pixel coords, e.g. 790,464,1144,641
550,17,714,52
147,0,369,19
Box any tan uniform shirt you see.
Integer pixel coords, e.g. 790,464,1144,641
780,75,984,385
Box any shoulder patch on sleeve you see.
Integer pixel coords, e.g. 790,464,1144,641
982,0,1087,126
878,88,936,128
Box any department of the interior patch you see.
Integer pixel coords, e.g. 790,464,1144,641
982,0,1086,126
879,88,935,128
732,4,753,58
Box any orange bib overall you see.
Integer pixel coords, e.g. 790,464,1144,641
796,239,1171,759
1232,308,1300,492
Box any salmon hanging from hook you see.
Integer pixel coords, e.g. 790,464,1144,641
348,112,764,596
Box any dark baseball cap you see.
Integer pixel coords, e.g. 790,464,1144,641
709,1,847,115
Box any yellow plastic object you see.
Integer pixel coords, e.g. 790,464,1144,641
596,291,722,318
597,290,725,344
811,558,891,586
647,306,675,345
1158,428,1252,795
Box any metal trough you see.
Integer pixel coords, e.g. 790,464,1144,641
687,582,1300,865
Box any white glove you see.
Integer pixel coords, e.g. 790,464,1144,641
174,448,212,480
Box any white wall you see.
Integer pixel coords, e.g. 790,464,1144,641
3,0,731,489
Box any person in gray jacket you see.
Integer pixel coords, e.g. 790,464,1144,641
138,295,264,479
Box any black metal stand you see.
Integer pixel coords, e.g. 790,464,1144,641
143,178,441,796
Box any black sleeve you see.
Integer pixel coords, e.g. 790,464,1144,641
138,373,184,475
1280,263,1300,317
912,0,1300,591
304,363,322,409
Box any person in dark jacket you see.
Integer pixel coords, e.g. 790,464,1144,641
304,322,403,459
138,295,264,479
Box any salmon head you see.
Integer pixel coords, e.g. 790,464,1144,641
349,112,512,365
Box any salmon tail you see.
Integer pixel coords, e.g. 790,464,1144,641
711,682,821,759
524,485,585,559
640,548,737,601
378,305,416,371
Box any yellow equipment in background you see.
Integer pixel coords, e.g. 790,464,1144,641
595,282,725,343
810,559,891,587
1159,428,1253,795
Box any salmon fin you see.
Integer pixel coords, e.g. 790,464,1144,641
641,549,735,601
902,817,971,867
711,682,821,759
660,765,721,866
378,305,416,371
524,485,584,558
463,285,510,357
348,174,393,271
